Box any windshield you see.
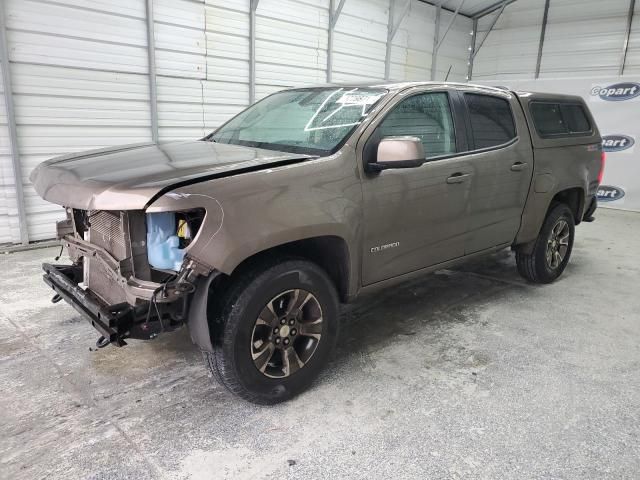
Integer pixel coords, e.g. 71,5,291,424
210,87,388,155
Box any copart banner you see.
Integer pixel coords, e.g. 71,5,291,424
481,77,640,212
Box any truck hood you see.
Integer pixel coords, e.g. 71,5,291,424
30,140,314,210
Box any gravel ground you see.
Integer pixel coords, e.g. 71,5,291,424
1,208,639,480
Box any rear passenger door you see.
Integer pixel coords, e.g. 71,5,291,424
459,90,534,253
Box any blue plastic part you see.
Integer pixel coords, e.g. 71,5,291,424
146,212,185,271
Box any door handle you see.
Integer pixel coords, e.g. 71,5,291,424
511,162,528,172
446,173,470,184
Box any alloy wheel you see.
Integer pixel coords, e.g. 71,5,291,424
250,289,323,378
546,219,570,270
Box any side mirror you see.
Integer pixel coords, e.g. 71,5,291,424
367,136,426,172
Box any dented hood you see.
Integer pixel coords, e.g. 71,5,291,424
30,140,313,210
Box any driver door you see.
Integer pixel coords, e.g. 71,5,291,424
360,89,473,285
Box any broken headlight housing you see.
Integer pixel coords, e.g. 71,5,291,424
146,209,205,271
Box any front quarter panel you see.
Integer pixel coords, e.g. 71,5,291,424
147,150,362,291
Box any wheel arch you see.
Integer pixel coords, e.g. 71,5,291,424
187,235,351,354
225,235,352,303
550,186,585,225
515,185,585,254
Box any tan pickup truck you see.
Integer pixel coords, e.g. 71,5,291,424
32,82,603,404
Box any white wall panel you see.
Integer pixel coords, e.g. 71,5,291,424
154,0,206,141
334,0,471,83
5,0,152,241
473,0,545,80
255,0,329,95
203,0,248,131
435,8,473,81
390,1,434,81
540,0,628,77
473,0,637,80
0,60,21,245
333,0,387,82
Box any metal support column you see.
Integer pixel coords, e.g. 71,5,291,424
467,18,477,81
249,0,260,104
145,0,159,143
431,3,441,80
431,0,465,81
385,0,396,80
620,0,636,75
467,1,507,81
0,3,29,245
327,0,347,83
535,0,550,79
385,0,410,81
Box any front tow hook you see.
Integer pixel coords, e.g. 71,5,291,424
51,294,62,304
96,336,111,349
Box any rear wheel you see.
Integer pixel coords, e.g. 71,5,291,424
204,257,339,404
516,203,575,284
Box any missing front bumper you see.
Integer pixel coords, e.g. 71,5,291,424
42,263,186,346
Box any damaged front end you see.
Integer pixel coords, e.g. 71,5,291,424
43,208,212,347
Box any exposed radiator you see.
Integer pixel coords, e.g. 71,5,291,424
86,211,129,305
88,210,128,261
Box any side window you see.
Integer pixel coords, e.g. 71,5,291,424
530,102,592,137
560,104,591,134
377,92,456,158
530,103,566,136
464,93,517,149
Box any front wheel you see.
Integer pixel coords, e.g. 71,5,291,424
516,203,575,284
205,257,339,404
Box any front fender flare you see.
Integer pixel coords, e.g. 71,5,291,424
187,271,221,353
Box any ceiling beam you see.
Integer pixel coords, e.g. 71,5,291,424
418,0,472,19
471,0,518,19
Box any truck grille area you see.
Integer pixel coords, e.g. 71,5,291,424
65,209,148,305
84,211,129,304
88,210,128,261
87,256,128,304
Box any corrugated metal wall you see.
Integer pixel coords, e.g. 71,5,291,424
473,0,545,80
389,1,472,82
4,0,153,241
0,56,21,244
626,0,640,75
473,0,638,80
0,0,472,244
542,0,629,76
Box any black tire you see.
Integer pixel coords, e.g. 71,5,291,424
516,203,575,284
204,257,339,404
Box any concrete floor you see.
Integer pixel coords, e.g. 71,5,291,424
1,208,639,480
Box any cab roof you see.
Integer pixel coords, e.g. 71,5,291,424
296,81,586,104
298,81,512,94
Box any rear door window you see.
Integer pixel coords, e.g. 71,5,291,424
464,93,517,149
530,102,592,137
